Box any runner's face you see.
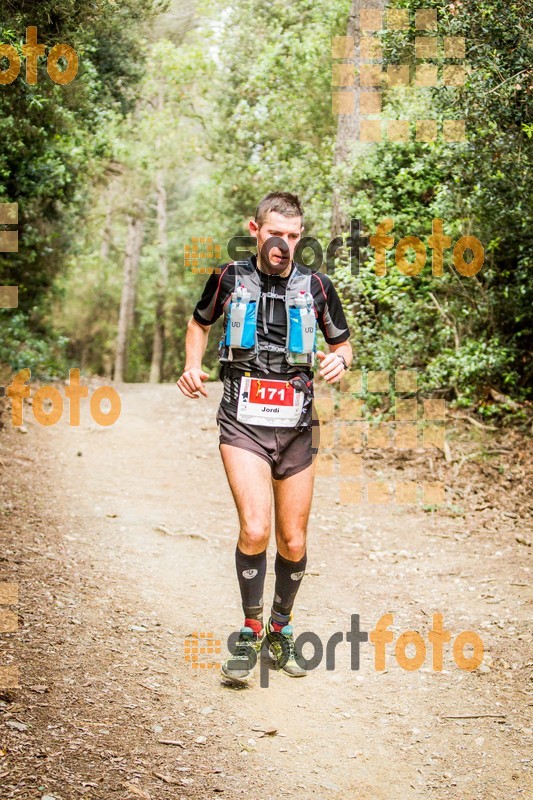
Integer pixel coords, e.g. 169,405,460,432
250,211,303,275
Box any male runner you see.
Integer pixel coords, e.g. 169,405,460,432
177,192,353,684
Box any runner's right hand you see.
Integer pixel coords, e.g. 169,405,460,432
177,368,210,399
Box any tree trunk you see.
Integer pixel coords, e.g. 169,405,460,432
125,215,143,336
114,205,144,382
149,167,168,383
331,0,386,239
100,194,113,263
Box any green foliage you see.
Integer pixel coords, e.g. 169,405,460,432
202,0,351,233
0,0,165,375
424,338,522,400
367,0,533,399
0,310,68,376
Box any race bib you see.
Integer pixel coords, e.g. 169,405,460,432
236,376,304,427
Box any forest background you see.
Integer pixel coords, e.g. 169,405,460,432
0,0,531,416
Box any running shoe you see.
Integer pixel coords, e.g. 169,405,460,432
265,619,307,677
220,626,264,685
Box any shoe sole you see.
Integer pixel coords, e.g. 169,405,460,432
220,666,253,686
280,669,307,677
219,639,264,686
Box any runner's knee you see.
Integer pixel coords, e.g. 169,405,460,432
276,533,307,561
239,524,270,552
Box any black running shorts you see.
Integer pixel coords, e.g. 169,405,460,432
216,402,320,480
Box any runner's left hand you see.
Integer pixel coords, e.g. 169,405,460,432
316,351,345,384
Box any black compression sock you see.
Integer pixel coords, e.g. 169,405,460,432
235,545,267,625
272,550,307,618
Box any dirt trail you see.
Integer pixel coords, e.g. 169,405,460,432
0,381,531,799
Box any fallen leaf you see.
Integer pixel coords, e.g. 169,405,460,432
154,524,209,541
122,783,151,799
153,772,181,785
6,720,28,732
251,726,278,737
516,536,531,547
157,739,185,748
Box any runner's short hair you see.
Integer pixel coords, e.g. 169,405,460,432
255,192,304,228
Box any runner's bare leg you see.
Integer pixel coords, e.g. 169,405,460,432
272,462,315,560
219,444,272,554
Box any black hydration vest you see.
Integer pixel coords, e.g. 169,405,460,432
217,259,317,376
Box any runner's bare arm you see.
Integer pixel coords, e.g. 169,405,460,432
317,340,353,384
177,317,211,399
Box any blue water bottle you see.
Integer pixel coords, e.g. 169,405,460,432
288,291,316,359
226,284,255,348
